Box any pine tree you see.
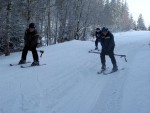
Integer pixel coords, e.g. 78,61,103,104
133,20,137,30
148,26,150,31
5,0,12,56
137,14,146,30
103,0,113,27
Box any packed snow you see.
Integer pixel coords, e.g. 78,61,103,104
0,31,150,113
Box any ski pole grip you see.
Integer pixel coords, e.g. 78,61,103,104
124,57,127,62
37,50,44,57
40,50,44,57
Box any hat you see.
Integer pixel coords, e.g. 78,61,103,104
96,28,100,30
29,23,35,28
101,27,108,32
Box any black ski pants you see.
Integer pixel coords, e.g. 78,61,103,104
21,45,39,61
100,47,117,66
95,38,101,47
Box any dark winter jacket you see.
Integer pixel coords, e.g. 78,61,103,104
100,31,115,51
95,31,102,39
24,29,39,48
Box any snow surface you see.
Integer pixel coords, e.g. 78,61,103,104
0,31,150,113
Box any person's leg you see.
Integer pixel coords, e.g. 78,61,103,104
100,50,106,70
31,47,39,62
95,38,98,49
30,46,39,66
19,46,28,64
108,47,118,71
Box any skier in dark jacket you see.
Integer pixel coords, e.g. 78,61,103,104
100,27,118,71
95,28,101,50
19,23,40,66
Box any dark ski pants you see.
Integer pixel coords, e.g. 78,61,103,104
21,45,39,61
100,47,117,66
95,38,101,47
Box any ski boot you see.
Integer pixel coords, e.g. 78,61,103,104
101,64,106,71
31,61,39,66
112,64,118,72
18,59,26,64
95,46,98,50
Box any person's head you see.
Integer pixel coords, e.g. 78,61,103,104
29,23,35,32
96,28,100,32
101,27,108,36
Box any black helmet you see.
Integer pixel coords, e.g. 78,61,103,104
29,23,35,28
101,27,108,32
96,28,100,30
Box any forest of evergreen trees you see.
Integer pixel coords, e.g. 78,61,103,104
0,0,148,56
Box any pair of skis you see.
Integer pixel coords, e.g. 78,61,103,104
97,68,125,75
10,62,46,68
97,69,116,75
20,64,46,68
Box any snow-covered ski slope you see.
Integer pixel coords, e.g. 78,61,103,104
0,31,150,113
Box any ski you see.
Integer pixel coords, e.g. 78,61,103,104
89,51,127,62
20,64,46,68
97,70,105,74
10,61,31,66
89,49,100,53
103,68,125,75
97,67,109,74
103,70,117,75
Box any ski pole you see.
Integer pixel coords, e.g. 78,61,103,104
89,51,127,62
114,54,127,62
21,49,44,57
37,50,44,57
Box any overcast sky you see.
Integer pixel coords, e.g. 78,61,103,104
126,0,150,27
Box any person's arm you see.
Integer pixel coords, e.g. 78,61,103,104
107,32,115,51
95,32,98,38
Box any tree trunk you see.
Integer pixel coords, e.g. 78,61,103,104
54,11,59,44
47,6,51,45
5,1,12,56
27,0,31,26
